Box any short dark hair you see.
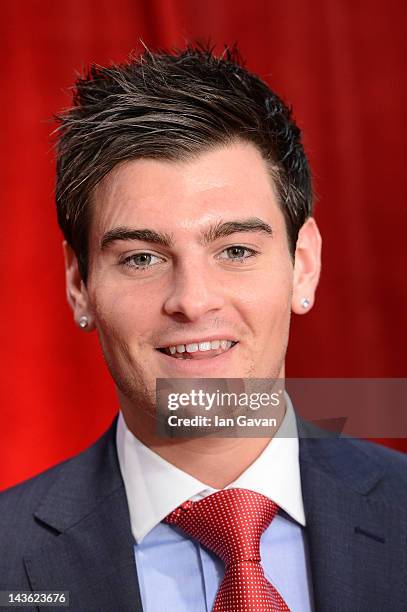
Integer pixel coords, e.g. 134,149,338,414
55,45,313,282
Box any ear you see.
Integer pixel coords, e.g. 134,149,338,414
291,217,322,315
63,241,95,331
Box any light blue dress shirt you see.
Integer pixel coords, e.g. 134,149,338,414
117,396,314,611
134,510,314,611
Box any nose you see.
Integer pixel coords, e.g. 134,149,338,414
163,260,225,321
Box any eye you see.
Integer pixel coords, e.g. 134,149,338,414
120,252,164,270
218,246,258,261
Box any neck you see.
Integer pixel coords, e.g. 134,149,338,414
120,389,285,489
152,436,273,489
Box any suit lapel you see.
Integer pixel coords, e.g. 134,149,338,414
24,419,143,612
298,425,407,611
21,414,407,611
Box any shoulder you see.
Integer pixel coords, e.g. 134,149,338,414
1,455,67,511
348,438,407,492
299,423,407,507
0,419,119,588
299,416,407,475
0,421,114,510
350,437,407,470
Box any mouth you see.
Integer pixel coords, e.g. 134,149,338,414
156,339,238,360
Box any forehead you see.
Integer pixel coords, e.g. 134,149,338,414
90,141,282,238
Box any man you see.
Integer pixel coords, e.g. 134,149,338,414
0,46,406,611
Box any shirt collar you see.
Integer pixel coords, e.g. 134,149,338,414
117,393,306,543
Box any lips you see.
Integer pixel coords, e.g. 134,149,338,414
156,339,239,372
157,341,237,361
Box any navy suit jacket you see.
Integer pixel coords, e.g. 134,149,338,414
1,417,406,611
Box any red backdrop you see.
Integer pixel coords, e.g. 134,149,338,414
1,0,406,491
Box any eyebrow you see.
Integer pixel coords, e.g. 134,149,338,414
100,217,273,250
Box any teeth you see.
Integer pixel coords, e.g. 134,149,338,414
164,339,235,355
186,343,199,353
199,342,211,351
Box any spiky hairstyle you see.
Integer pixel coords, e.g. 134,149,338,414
55,45,312,282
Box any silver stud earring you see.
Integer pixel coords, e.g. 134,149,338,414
79,315,89,329
301,298,311,309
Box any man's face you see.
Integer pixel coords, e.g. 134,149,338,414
70,141,318,416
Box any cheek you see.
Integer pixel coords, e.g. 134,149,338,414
89,282,157,346
236,274,293,373
236,262,293,322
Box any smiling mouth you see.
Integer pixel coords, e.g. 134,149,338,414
157,340,238,360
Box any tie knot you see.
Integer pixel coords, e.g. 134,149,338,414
165,489,279,567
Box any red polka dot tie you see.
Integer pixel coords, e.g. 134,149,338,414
165,488,290,611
